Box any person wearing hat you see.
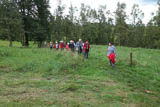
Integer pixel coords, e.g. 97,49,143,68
60,40,65,50
83,40,90,59
54,41,59,50
49,41,53,50
44,41,47,48
69,40,75,52
107,42,116,68
76,39,83,54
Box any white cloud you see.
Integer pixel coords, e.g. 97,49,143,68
140,4,158,24
49,0,158,24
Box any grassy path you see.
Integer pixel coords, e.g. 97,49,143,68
0,41,160,106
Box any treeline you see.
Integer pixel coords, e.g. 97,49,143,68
0,0,160,49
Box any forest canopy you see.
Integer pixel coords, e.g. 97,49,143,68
0,0,160,49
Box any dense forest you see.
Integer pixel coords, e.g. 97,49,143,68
0,0,160,48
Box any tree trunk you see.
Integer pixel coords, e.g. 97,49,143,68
9,39,12,47
21,34,25,46
25,32,29,47
38,41,43,48
118,33,121,46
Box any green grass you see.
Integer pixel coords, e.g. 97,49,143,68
0,40,160,107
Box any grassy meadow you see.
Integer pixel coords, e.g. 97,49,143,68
0,40,160,107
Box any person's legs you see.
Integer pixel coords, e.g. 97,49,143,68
78,48,80,54
111,59,115,68
84,51,87,58
83,52,86,57
86,50,89,59
72,48,74,52
108,53,115,68
111,54,115,68
85,52,88,58
80,47,82,54
110,60,112,66
111,62,115,68
108,56,112,66
109,59,115,68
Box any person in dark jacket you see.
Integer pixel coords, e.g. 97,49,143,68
69,40,75,52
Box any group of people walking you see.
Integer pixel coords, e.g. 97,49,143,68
45,40,116,67
47,39,91,59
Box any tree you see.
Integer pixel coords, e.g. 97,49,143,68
33,0,50,48
53,0,65,41
130,4,144,47
145,0,160,48
154,0,160,26
1,0,160,49
80,3,88,26
15,0,35,47
97,5,112,44
115,2,128,46
68,4,77,23
67,4,77,41
0,0,24,47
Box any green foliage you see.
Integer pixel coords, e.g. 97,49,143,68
0,0,24,47
114,2,128,46
33,0,50,47
1,1,160,48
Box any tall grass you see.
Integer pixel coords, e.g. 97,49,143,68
0,40,160,106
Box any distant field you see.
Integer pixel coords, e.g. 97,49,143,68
0,40,160,107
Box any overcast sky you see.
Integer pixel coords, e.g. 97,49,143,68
50,0,158,24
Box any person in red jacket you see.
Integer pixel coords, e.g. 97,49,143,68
60,40,65,50
107,42,116,68
66,42,70,51
83,40,90,59
54,41,59,50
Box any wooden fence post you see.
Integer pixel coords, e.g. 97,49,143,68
130,52,133,66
